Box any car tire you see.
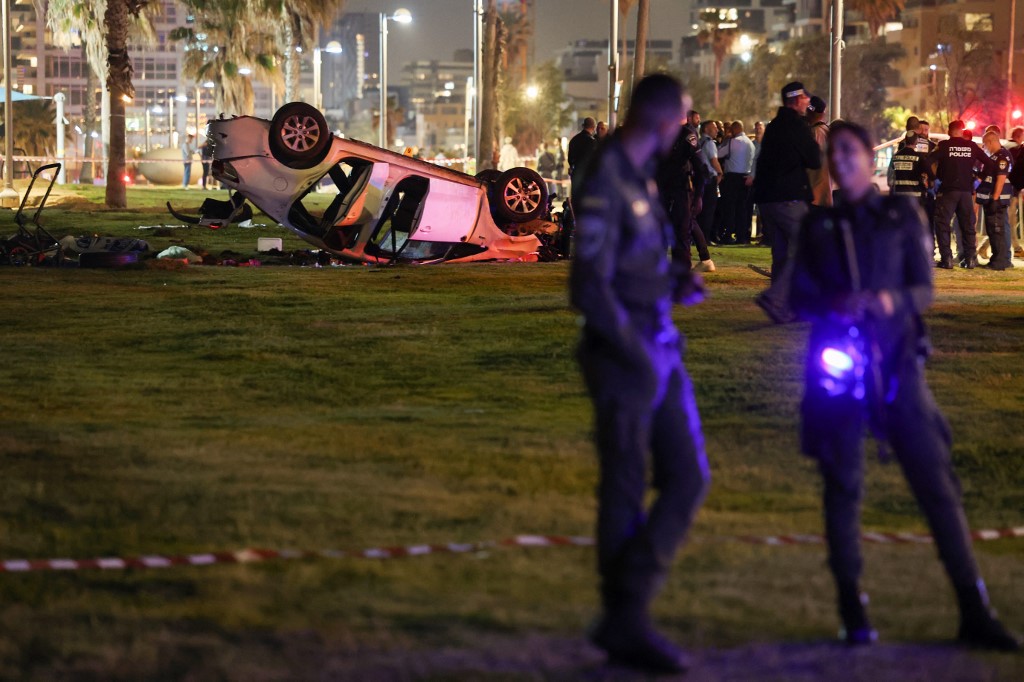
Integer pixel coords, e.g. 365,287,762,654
268,102,332,170
79,252,140,269
493,167,547,224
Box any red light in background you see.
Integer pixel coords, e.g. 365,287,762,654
122,174,132,184
1013,110,1023,120
966,120,977,131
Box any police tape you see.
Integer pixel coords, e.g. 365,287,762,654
2,528,1022,574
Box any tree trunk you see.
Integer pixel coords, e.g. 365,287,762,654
478,0,499,169
283,16,299,102
632,0,649,87
104,0,132,208
80,41,97,185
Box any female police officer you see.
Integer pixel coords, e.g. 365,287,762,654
789,121,1020,650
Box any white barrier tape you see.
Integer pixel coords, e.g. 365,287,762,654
2,528,1021,574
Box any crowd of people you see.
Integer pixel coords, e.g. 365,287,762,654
560,84,1024,299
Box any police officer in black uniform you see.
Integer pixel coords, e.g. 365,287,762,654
976,131,1014,270
571,74,711,674
790,121,1020,651
657,118,709,270
887,128,928,203
927,120,992,269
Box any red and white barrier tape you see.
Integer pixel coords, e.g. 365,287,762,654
3,528,1022,574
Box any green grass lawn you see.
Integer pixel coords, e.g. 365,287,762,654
0,187,1022,679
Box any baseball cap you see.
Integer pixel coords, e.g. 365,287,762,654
807,95,827,113
781,81,807,102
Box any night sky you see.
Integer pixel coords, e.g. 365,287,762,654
341,0,694,67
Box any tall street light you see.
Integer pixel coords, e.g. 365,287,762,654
379,8,412,149
314,40,342,113
829,0,844,121
608,0,619,129
1,0,18,207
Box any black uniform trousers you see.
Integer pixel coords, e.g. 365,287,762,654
982,202,1011,268
696,181,718,246
664,191,693,269
802,359,981,591
934,190,977,263
579,333,710,617
718,173,751,243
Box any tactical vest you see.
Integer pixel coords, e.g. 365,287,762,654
890,145,925,197
976,147,1013,204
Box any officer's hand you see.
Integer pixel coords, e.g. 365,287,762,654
692,197,703,215
744,176,754,187
836,290,895,320
673,271,706,306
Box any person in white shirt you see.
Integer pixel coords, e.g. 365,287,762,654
716,120,756,243
696,121,723,247
180,133,196,188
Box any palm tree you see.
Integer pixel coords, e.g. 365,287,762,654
848,0,906,39
697,9,738,109
47,0,156,207
274,0,347,103
173,0,280,115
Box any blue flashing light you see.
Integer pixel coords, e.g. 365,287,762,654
821,347,855,378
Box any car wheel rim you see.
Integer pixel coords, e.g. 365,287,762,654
280,115,321,153
503,177,541,214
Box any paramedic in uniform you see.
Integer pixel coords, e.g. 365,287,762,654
790,120,1020,651
976,131,1014,270
570,73,710,675
926,120,992,269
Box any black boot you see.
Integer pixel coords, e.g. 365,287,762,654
935,257,954,269
837,582,877,645
956,580,1022,651
588,594,691,675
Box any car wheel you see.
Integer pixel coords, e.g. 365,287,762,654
79,252,140,268
268,102,332,170
493,168,547,224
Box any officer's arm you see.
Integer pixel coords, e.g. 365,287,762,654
887,155,896,190
687,144,708,196
569,185,649,364
993,173,1007,202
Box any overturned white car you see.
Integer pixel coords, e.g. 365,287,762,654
170,102,551,264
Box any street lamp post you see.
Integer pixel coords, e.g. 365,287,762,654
314,41,342,114
608,0,618,129
829,0,844,121
1,0,18,207
473,0,483,161
55,92,66,184
379,8,412,149
168,93,175,147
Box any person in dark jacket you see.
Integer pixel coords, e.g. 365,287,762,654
790,120,1020,651
657,120,710,270
752,81,822,323
568,117,599,212
571,74,710,675
927,120,992,269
